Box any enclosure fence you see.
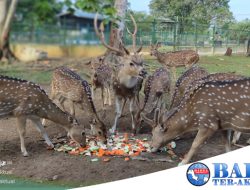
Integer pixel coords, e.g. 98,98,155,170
10,19,250,55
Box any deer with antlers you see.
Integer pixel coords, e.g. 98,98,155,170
150,42,199,81
94,13,144,134
0,75,86,156
43,67,107,143
143,73,248,165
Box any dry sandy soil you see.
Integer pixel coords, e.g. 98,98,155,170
0,59,249,188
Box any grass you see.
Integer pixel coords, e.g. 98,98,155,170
145,54,250,78
0,55,249,85
0,62,52,84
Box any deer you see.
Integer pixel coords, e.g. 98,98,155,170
43,66,107,143
0,75,86,156
135,67,171,133
86,55,113,109
170,66,209,109
150,42,199,81
94,13,144,134
143,74,250,165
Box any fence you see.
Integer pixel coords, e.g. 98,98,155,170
10,19,250,55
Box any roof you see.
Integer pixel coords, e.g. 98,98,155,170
58,10,105,20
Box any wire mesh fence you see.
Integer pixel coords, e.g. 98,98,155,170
10,19,250,55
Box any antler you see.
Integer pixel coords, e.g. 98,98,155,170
126,13,142,54
94,13,124,56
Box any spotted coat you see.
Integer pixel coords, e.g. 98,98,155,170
151,76,250,165
170,66,208,108
0,75,86,155
50,66,107,142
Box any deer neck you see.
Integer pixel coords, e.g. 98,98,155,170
156,51,168,63
117,69,138,88
40,101,72,132
163,106,193,142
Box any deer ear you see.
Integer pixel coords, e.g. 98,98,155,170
136,45,142,53
122,45,130,55
154,108,161,125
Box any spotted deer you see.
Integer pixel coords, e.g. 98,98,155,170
150,42,199,81
135,67,171,132
170,66,209,109
0,75,86,156
94,13,144,134
143,74,249,165
44,67,107,143
87,56,113,109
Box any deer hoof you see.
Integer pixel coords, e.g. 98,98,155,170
109,128,116,135
22,151,29,157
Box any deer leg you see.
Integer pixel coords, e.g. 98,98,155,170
179,127,215,165
222,130,231,152
110,97,122,134
29,117,54,148
120,98,127,117
68,100,75,116
58,96,66,111
16,117,28,157
101,87,106,108
108,87,112,106
232,131,241,144
129,98,136,134
91,85,96,100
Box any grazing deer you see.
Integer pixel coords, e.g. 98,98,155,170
94,13,144,134
0,75,86,156
45,66,107,143
150,42,199,81
143,74,249,165
170,66,208,108
135,67,171,132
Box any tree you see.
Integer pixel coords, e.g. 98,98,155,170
0,0,18,63
14,0,63,41
149,0,234,31
16,0,62,26
72,0,128,61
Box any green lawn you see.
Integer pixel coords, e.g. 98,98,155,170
0,55,249,85
145,54,250,77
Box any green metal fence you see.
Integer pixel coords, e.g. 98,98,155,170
10,19,250,54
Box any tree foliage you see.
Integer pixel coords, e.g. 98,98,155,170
15,0,63,26
149,0,234,29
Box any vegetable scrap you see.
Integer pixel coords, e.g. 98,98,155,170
54,134,177,161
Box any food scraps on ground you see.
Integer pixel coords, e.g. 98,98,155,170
53,134,177,161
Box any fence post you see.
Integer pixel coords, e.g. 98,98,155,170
212,25,215,55
195,23,198,52
151,19,156,44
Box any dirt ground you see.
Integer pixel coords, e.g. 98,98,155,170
0,59,250,188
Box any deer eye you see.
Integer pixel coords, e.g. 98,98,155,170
98,131,102,135
130,62,134,66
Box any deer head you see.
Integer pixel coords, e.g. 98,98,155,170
150,42,161,56
66,115,87,147
142,107,178,152
94,13,144,87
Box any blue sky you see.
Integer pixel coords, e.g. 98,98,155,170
128,0,250,21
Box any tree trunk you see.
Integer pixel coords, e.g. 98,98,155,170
0,0,18,63
247,39,250,57
105,0,127,64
